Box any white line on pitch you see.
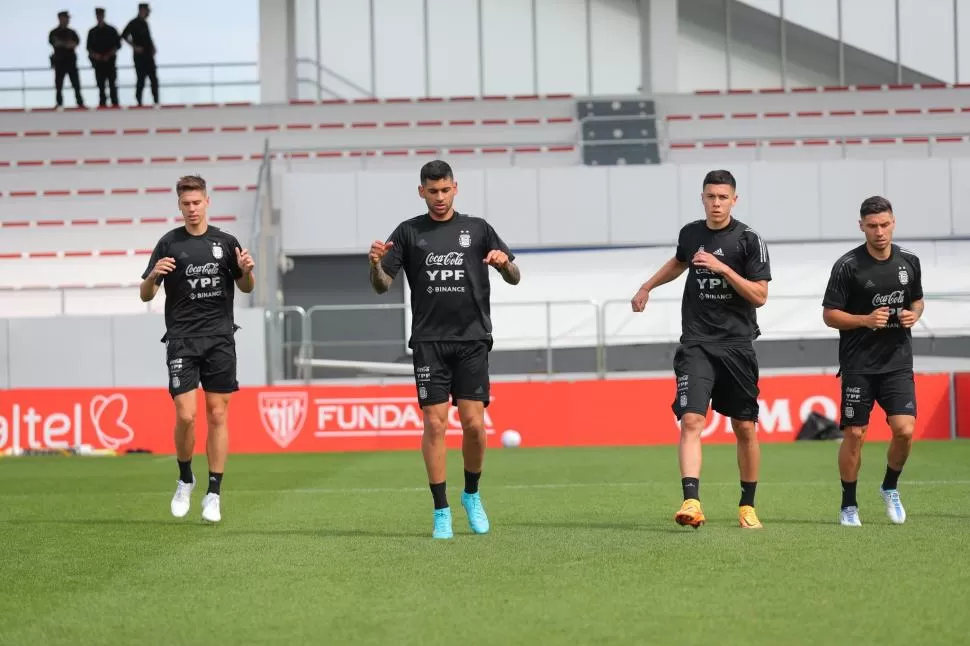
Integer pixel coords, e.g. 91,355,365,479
1,480,968,499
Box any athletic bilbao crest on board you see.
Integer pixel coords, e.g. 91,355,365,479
212,244,224,260
258,391,309,448
898,267,909,285
458,230,471,248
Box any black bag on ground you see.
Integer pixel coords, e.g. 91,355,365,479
796,411,844,441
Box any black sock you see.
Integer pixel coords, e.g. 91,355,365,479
464,470,481,495
177,459,193,484
207,472,223,495
882,465,902,491
739,481,757,507
682,477,700,501
430,481,448,510
841,479,858,509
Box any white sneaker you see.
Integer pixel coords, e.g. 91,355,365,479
201,493,221,523
880,488,907,524
171,477,195,518
840,505,862,527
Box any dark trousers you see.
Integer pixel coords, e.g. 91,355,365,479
134,54,159,105
93,59,119,106
54,64,84,107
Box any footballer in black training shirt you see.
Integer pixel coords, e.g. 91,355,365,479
368,160,521,540
139,175,255,525
822,196,924,528
631,169,771,531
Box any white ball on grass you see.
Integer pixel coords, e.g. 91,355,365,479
501,429,522,448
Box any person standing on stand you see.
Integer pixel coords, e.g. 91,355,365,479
122,3,159,106
87,7,121,108
48,10,85,108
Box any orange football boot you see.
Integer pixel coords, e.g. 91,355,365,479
674,498,706,528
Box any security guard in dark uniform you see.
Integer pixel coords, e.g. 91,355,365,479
122,2,159,106
87,7,122,107
48,10,85,108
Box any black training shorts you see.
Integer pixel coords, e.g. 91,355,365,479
672,343,760,422
165,334,239,398
839,369,917,429
411,340,491,408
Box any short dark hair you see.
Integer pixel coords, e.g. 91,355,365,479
176,175,206,196
860,195,893,218
420,160,454,184
702,169,736,190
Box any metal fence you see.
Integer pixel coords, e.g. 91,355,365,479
263,292,970,384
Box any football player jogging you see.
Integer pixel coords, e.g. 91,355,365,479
368,160,521,540
822,196,924,527
630,169,771,530
139,175,255,524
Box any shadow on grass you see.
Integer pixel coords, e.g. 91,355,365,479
0,518,427,538
508,520,684,534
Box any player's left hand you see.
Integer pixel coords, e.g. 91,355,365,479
484,249,509,269
898,309,919,328
236,247,255,275
692,250,727,274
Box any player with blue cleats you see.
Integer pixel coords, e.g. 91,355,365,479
368,160,521,539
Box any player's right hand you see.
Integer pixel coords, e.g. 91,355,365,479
369,240,393,266
865,307,891,329
150,257,176,279
631,287,650,312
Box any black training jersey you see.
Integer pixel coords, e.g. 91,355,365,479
674,217,772,345
381,211,514,348
822,244,923,374
142,225,244,340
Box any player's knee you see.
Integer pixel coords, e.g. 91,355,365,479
890,419,914,441
422,407,449,437
206,404,228,430
731,419,757,441
175,407,196,430
844,425,867,442
461,415,486,437
680,413,706,436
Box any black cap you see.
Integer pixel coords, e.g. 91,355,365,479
95,7,105,14
139,3,149,9
58,10,69,18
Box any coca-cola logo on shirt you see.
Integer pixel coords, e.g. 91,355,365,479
872,290,904,307
185,263,220,277
425,252,464,266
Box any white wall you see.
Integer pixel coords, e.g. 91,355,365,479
677,16,836,92
291,0,903,99
294,0,642,98
279,157,970,255
737,0,968,83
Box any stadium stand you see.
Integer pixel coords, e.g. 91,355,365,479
3,81,970,338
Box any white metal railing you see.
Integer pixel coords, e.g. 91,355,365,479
264,292,970,383
0,61,259,108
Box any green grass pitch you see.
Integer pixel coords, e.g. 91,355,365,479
1,441,968,645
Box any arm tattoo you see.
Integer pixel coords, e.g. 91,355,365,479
912,299,925,316
369,262,393,294
499,261,521,285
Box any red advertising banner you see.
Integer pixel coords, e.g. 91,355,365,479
0,372,956,455
956,373,970,439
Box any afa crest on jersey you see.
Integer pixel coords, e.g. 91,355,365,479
212,244,224,259
897,266,909,285
458,230,471,248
